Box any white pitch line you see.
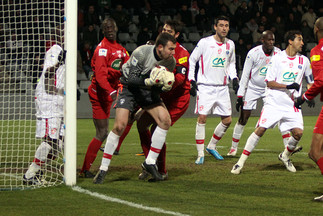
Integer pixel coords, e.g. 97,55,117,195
71,186,190,216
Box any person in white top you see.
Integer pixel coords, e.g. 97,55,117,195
231,30,314,175
228,31,297,157
23,36,65,185
188,15,239,165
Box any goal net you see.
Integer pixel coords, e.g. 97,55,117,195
0,0,66,190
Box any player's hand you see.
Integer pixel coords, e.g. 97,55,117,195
232,78,239,95
306,99,315,108
294,96,305,109
190,80,198,97
286,83,300,91
236,97,243,112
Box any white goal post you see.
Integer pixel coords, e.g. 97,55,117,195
0,0,77,190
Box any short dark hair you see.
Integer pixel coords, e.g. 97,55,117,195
164,20,182,34
155,32,176,47
284,30,302,45
214,15,230,26
101,18,117,30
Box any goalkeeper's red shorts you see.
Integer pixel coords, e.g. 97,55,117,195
313,106,323,134
88,85,113,119
164,92,190,126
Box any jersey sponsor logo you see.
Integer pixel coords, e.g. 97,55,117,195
259,66,268,76
111,59,122,70
226,51,229,55
282,71,298,82
99,49,107,57
310,55,320,62
212,57,226,68
131,57,138,66
178,56,188,64
298,65,302,69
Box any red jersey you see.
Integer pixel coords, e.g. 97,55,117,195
91,37,129,95
161,42,190,99
304,38,323,102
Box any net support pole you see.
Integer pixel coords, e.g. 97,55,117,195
64,0,77,186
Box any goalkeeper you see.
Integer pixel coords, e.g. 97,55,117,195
93,32,176,184
23,39,65,185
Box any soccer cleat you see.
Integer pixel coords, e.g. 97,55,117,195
231,164,242,175
138,169,151,180
79,170,95,178
23,171,43,185
93,170,107,184
227,148,237,156
99,146,104,152
314,195,323,202
195,156,204,165
136,151,145,156
113,150,119,155
278,153,296,172
206,148,224,160
142,162,164,181
148,172,168,182
291,146,303,156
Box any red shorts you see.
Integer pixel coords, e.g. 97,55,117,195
163,92,190,126
313,106,323,134
88,86,113,119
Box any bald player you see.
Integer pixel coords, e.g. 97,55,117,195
294,17,323,202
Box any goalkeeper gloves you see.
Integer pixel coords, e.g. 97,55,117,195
190,80,198,97
236,97,243,112
232,78,239,95
306,99,315,108
286,83,300,91
161,71,175,92
294,95,305,109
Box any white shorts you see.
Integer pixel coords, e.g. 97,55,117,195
243,88,265,110
195,85,231,116
36,117,64,139
257,104,303,131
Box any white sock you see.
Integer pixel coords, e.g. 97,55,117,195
281,131,291,148
207,122,228,149
244,132,260,153
100,132,120,171
146,126,168,165
232,122,245,149
195,122,205,157
25,142,52,179
282,136,299,158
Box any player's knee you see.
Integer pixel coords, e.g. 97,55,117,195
113,123,127,136
222,117,232,127
292,130,303,141
238,117,248,125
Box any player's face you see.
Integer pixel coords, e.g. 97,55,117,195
102,20,117,41
291,34,304,53
162,24,176,37
158,41,176,60
214,20,229,39
263,34,275,51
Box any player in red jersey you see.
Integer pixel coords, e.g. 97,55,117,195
294,17,323,201
136,20,191,180
79,18,129,178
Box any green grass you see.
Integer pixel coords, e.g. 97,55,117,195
1,116,323,216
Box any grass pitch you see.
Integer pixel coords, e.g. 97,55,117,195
1,116,323,216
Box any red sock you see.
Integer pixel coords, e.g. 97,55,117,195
157,143,167,174
317,157,323,175
80,138,102,173
139,129,151,157
116,123,133,152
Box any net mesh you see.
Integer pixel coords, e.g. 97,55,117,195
0,0,65,190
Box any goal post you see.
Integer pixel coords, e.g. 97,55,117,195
0,0,77,190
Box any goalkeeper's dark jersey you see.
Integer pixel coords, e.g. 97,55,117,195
121,45,176,87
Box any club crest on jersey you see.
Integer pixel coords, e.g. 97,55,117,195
298,65,302,69
212,57,226,68
199,105,204,111
282,71,298,82
226,51,229,55
51,128,57,135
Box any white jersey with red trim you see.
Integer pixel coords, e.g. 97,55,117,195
188,36,237,86
264,50,312,111
35,44,65,118
237,45,281,97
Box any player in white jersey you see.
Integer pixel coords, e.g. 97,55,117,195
228,31,291,156
188,16,239,165
23,41,66,185
231,30,314,174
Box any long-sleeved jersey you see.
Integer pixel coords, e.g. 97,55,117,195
35,44,65,118
237,45,281,97
188,36,237,86
265,50,313,111
91,37,129,95
121,45,176,86
303,38,323,102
